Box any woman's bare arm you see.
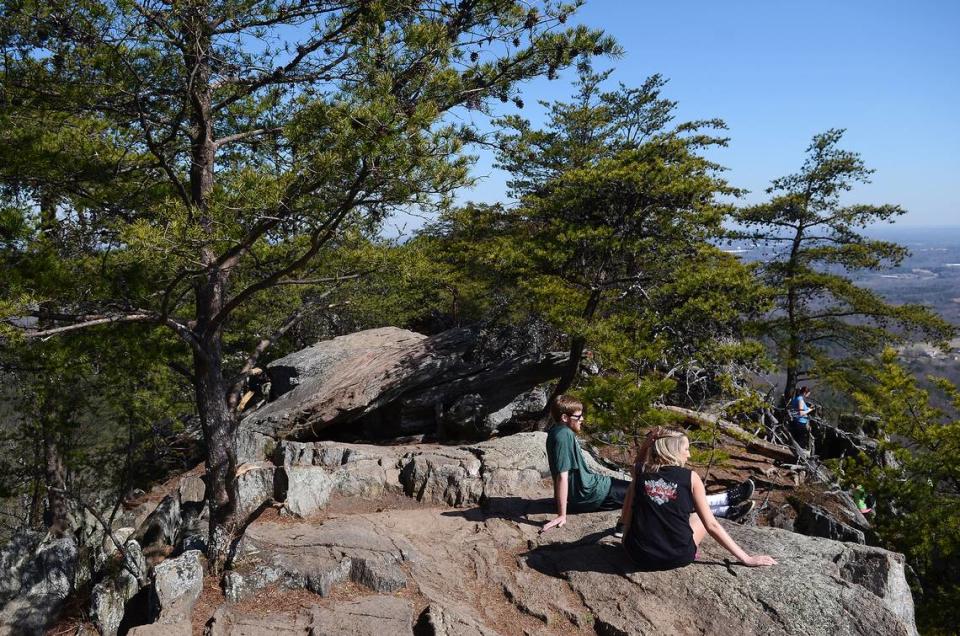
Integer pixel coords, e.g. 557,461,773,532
691,472,776,567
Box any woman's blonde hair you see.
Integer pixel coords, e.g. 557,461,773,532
635,427,688,473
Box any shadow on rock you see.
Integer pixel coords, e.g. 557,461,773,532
441,496,554,528
524,532,748,582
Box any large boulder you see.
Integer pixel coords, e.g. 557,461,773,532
0,535,77,636
236,328,570,462
529,515,917,636
150,549,203,625
238,327,472,461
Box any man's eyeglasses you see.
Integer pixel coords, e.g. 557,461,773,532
568,413,585,421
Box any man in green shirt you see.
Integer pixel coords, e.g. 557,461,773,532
541,395,628,534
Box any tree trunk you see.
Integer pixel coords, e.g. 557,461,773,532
550,288,602,403
193,335,239,572
180,2,240,572
42,424,68,536
782,225,805,406
28,471,43,528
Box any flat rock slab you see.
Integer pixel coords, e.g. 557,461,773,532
227,517,417,600
207,596,414,635
528,514,916,636
226,501,914,636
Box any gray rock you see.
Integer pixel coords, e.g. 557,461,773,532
128,619,191,635
398,449,483,506
225,517,415,601
178,475,206,505
525,513,916,636
794,501,867,544
151,549,203,624
440,393,490,440
440,388,548,440
836,547,916,631
235,463,279,518
238,327,464,462
420,603,502,636
277,440,401,505
265,327,427,399
0,531,43,605
483,386,548,433
100,527,136,560
0,535,77,636
122,539,148,585
206,595,414,635
281,466,335,518
235,429,277,468
349,556,407,593
131,494,181,554
90,573,138,636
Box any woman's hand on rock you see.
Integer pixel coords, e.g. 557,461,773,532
742,554,778,567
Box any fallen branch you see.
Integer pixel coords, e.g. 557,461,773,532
658,405,795,463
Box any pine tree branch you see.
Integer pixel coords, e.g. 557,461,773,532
203,162,370,335
21,312,203,358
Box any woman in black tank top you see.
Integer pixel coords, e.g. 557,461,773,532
622,427,777,571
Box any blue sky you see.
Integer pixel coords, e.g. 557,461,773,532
437,0,959,231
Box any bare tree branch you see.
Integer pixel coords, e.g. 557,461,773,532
213,127,283,150
227,296,351,406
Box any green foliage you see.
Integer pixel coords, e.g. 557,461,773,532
1,1,615,554
736,129,955,401
413,67,770,436
499,67,768,413
834,349,960,634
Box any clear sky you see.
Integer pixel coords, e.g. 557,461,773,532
436,0,959,231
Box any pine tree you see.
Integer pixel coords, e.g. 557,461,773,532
736,129,954,405
0,0,611,569
422,67,769,435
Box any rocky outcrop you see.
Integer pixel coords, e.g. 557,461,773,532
209,434,914,635
530,513,916,636
236,327,568,461
267,432,622,518
4,431,918,636
211,486,916,636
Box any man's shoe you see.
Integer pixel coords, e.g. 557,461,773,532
613,521,624,539
725,500,755,522
726,479,755,506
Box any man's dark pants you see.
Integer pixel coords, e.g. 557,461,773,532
596,478,630,511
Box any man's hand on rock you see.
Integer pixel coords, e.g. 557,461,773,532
742,554,778,567
540,515,567,533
